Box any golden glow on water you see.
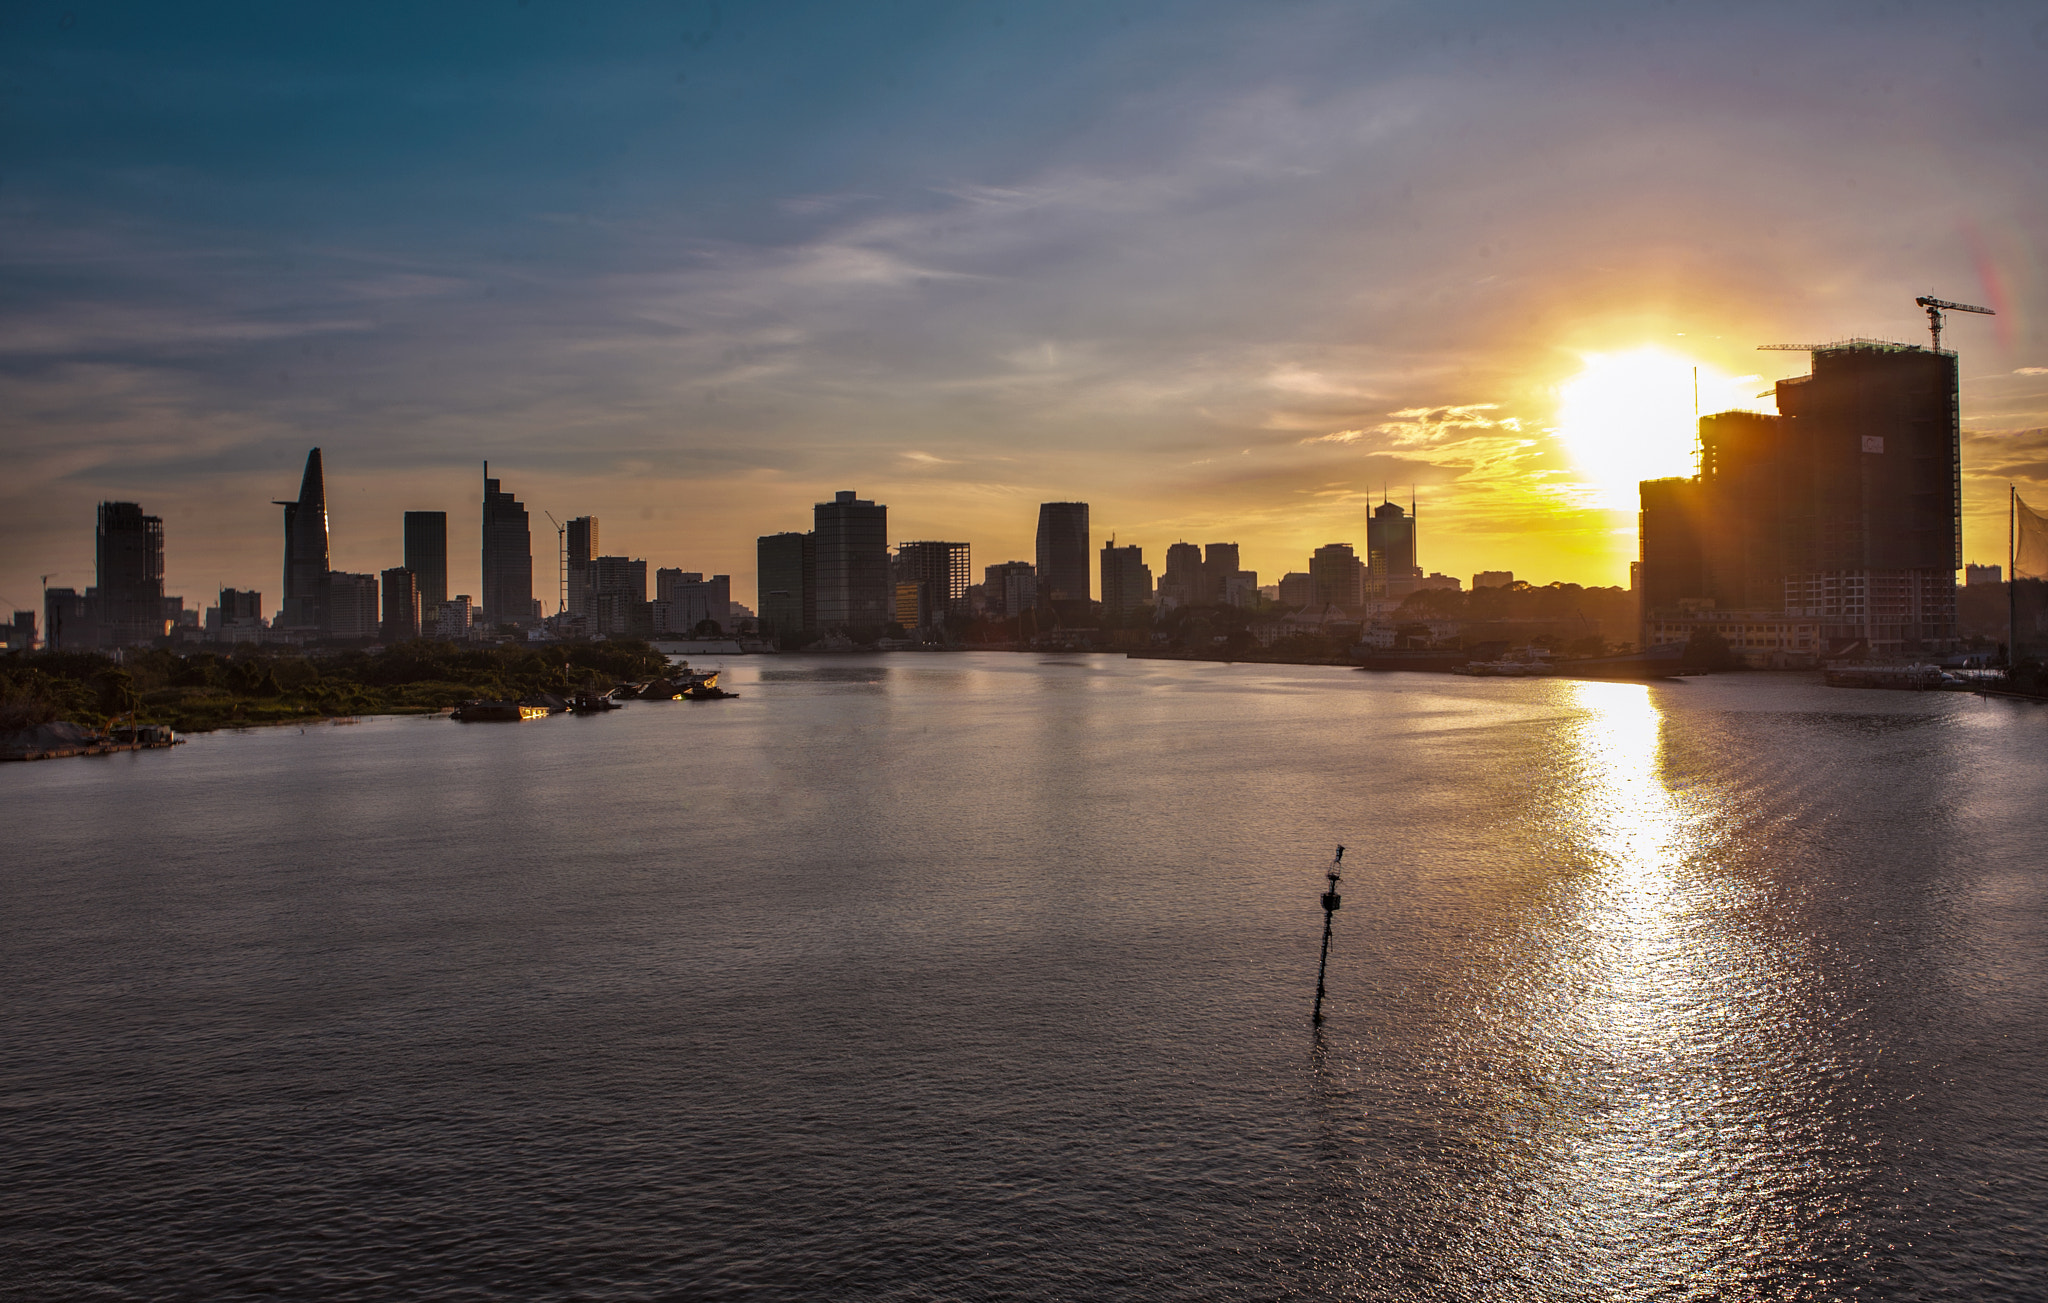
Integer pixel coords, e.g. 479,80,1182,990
1435,680,1865,1296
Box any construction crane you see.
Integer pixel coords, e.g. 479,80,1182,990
1914,295,1994,352
543,511,568,616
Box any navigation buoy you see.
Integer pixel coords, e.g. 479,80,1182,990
1312,845,1344,1026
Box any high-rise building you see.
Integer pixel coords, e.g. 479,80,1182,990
894,581,928,631
657,569,733,634
983,561,1036,619
380,568,421,641
4,610,35,651
1965,563,2003,586
436,594,473,640
481,464,534,629
592,555,648,635
1100,542,1152,618
276,449,330,631
758,531,816,646
1035,502,1090,606
1277,572,1314,607
1639,341,1962,658
567,517,599,618
1309,543,1365,608
95,501,167,646
815,490,891,638
894,541,972,626
327,572,381,639
1473,571,1514,589
1157,542,1205,609
43,588,94,649
1366,498,1421,598
403,512,448,617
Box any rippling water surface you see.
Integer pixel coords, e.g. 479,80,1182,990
4,656,2045,1300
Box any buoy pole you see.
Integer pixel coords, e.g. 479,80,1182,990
1312,845,1344,1026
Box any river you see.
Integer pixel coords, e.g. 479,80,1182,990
4,655,2044,1300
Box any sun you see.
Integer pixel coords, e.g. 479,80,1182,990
1556,346,1759,511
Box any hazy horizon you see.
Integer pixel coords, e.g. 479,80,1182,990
5,1,2047,613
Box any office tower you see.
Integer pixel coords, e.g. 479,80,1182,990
327,572,381,639
1366,498,1421,598
758,531,817,646
1309,543,1365,608
657,569,733,634
815,490,891,638
380,568,421,641
567,517,598,617
1639,341,1962,657
276,449,330,631
592,555,648,635
1157,542,1205,609
983,560,1036,619
894,582,927,631
95,501,167,646
402,511,448,616
1035,502,1090,605
436,594,472,639
1100,542,1152,618
894,541,972,625
481,464,534,629
1473,571,1514,589
1277,572,1314,607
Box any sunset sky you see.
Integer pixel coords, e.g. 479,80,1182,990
4,0,2047,614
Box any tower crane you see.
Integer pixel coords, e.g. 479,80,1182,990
1914,296,1994,352
543,511,568,616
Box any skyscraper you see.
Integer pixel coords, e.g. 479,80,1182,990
481,464,534,629
567,516,599,618
894,541,972,625
1638,341,1963,657
758,531,816,647
380,568,421,641
402,511,448,616
815,490,891,639
1157,541,1205,608
95,501,166,646
327,572,381,639
276,448,330,631
982,561,1035,619
1100,542,1152,618
1366,498,1420,598
1310,543,1365,609
593,555,647,635
1035,502,1090,606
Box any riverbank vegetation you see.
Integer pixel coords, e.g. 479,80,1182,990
0,641,671,733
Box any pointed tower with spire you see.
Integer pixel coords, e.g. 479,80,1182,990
276,448,331,630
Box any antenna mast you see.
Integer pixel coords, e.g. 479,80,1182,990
543,511,567,616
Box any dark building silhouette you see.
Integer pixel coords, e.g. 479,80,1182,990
1035,502,1090,606
1366,497,1421,598
276,449,330,631
1100,542,1152,618
1639,341,1961,658
983,560,1035,619
566,516,598,619
44,587,94,650
481,464,534,628
328,572,380,639
1158,541,1206,608
894,541,972,626
381,568,420,641
758,531,817,646
402,511,448,617
95,501,167,646
1310,543,1364,608
592,555,647,636
815,490,891,639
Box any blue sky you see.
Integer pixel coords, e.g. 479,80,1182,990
4,0,2046,612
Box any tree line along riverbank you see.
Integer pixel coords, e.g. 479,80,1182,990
0,641,673,734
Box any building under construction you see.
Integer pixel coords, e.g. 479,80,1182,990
1640,339,1961,662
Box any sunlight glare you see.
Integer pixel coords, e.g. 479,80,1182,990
1556,347,1759,511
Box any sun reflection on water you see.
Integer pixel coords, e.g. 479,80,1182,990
1418,680,1884,1300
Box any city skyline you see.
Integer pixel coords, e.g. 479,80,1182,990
5,3,2047,615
